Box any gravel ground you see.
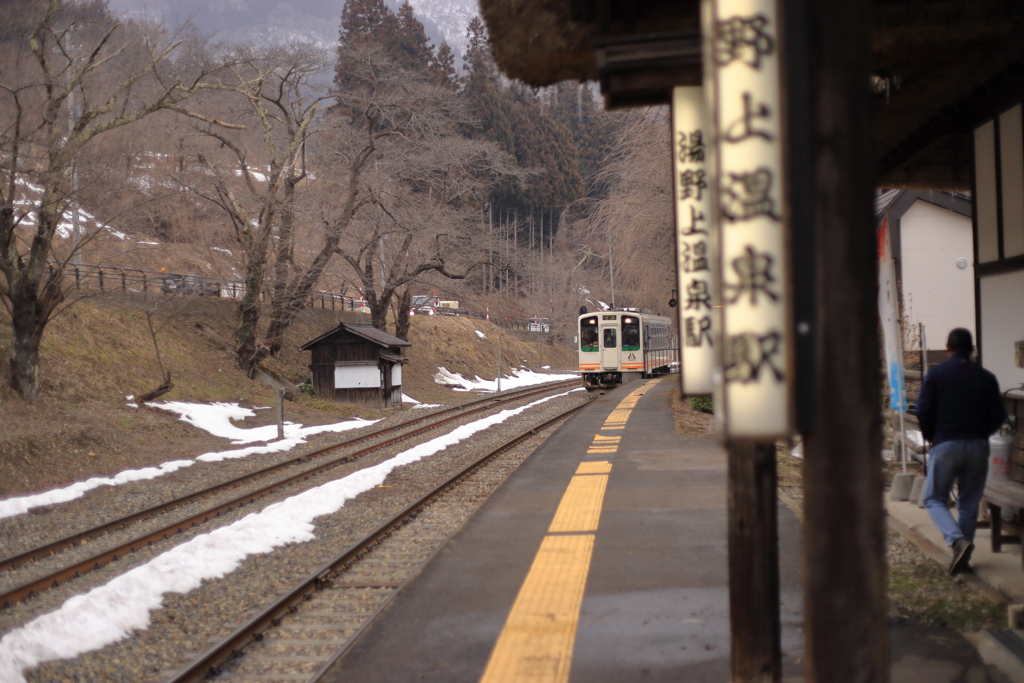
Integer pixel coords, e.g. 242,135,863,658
777,448,1005,633
2,387,589,683
0,383,574,596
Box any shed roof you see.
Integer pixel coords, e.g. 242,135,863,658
301,323,411,351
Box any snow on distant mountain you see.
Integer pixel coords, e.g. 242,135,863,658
409,0,478,58
106,0,479,64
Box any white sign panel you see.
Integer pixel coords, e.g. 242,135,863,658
673,86,715,396
334,364,381,389
704,0,793,437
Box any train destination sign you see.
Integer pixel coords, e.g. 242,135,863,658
704,0,794,438
672,86,715,396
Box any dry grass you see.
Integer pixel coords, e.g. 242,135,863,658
0,295,576,497
775,444,1005,632
670,391,714,436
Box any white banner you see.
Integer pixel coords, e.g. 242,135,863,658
704,0,793,438
672,86,714,395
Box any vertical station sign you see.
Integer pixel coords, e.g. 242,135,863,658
703,0,793,437
672,86,714,395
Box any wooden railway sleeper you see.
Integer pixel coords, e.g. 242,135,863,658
164,402,586,683
0,381,581,577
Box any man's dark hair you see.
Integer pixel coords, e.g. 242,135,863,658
947,328,973,354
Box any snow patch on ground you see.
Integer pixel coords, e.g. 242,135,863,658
0,461,194,520
474,330,486,339
403,393,440,409
0,390,579,683
402,393,441,409
433,367,577,393
0,403,377,520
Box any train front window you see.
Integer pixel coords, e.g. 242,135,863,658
621,316,640,351
603,328,617,348
580,316,599,352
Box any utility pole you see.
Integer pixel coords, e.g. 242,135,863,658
65,35,83,266
607,224,615,309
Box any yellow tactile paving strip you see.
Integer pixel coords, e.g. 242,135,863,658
477,534,595,683
547,472,610,533
575,461,613,475
478,378,663,683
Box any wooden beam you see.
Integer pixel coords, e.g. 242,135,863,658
727,440,781,682
801,0,890,680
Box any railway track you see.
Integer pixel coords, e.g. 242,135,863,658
164,400,587,683
0,380,580,609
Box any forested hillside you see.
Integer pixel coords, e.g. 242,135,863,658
0,0,676,404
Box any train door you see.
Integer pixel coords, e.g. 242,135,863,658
601,323,618,369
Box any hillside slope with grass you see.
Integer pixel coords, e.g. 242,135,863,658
0,294,576,497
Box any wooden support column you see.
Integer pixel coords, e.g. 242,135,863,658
728,440,781,682
800,0,889,680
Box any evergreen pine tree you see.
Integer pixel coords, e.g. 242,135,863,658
431,40,457,88
394,1,433,72
461,18,584,220
339,0,398,44
335,0,400,91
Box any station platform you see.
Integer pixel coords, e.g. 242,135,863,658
322,377,1013,683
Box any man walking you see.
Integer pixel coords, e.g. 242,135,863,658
917,328,1006,575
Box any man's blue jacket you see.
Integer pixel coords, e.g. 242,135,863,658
915,352,1006,446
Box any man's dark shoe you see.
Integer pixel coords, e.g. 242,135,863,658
949,539,974,575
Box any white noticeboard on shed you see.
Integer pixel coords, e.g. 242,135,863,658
392,363,402,386
334,363,381,389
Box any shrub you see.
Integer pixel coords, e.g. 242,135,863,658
689,395,713,414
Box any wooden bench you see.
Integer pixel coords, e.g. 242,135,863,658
985,478,1024,569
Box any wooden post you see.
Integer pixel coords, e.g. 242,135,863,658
727,440,781,682
800,0,889,680
275,388,285,441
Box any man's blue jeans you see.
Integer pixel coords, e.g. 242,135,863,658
923,439,990,547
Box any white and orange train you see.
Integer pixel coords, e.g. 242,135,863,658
577,309,678,389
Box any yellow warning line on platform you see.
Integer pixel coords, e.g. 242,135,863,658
477,533,595,683
547,468,610,533
478,378,664,683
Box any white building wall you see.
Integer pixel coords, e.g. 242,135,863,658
899,199,975,350
980,271,1024,392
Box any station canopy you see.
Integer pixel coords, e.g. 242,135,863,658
479,0,1024,190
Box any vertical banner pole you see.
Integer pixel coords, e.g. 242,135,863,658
702,1,788,680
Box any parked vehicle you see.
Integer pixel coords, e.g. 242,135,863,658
528,317,550,333
409,295,439,315
161,274,219,297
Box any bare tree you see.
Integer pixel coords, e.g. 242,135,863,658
180,41,329,376
300,43,520,337
0,0,217,402
573,108,676,313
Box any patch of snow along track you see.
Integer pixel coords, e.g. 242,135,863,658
433,367,577,393
0,461,195,520
0,389,583,683
0,405,377,520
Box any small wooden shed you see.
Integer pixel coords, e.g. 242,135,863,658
301,323,410,408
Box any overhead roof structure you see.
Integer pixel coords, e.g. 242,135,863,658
300,323,411,350
479,0,1024,191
